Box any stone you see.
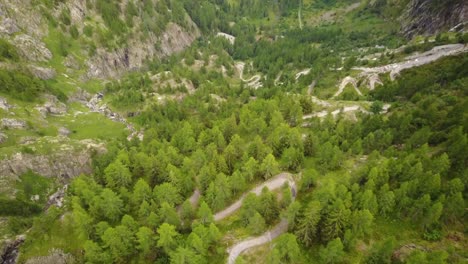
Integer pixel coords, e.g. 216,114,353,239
63,55,80,70
400,0,467,38
28,65,56,80
0,97,11,111
0,149,95,182
1,118,27,129
0,132,7,144
13,34,52,62
36,95,67,117
0,17,19,35
58,127,71,137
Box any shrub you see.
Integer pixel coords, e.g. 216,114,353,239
0,38,19,61
0,198,42,216
70,25,80,39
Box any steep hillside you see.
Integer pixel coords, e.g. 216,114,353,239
400,0,467,38
0,0,200,79
0,0,467,264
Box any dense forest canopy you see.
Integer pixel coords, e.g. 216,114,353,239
0,0,466,263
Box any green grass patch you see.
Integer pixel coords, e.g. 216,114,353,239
15,171,55,205
49,112,127,140
19,210,85,262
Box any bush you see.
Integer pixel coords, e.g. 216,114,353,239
70,25,79,39
423,229,442,241
0,38,19,61
0,198,42,216
60,8,71,25
0,69,66,102
84,25,94,37
95,0,127,36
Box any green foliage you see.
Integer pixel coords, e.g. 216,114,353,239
104,160,132,190
70,25,79,39
157,223,180,253
15,171,53,204
0,198,42,216
0,69,58,102
247,212,266,235
0,38,19,61
95,0,127,36
295,201,322,247
268,234,301,263
319,238,345,264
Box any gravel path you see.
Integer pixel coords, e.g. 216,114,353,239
214,172,295,222
334,44,468,95
333,76,362,97
235,62,262,89
354,44,468,81
221,172,297,264
227,219,289,264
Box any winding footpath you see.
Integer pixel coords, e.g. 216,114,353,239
212,172,297,264
334,44,468,96
235,62,263,89
214,172,295,221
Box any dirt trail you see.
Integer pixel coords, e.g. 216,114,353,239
221,173,296,264
303,105,366,119
295,68,311,80
333,76,362,97
214,172,294,221
354,44,468,81
235,62,262,89
333,44,468,96
227,220,289,264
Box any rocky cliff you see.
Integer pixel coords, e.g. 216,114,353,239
0,0,200,79
400,0,467,38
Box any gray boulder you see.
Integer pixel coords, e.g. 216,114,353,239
1,118,27,129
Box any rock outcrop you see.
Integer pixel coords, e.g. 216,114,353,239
1,118,27,129
0,97,12,111
0,149,95,182
13,34,52,62
0,132,7,143
0,235,25,264
400,0,467,38
36,95,67,118
28,65,56,80
86,21,200,79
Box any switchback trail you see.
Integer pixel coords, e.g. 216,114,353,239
217,172,297,264
214,172,295,221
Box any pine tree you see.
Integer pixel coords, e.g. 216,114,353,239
321,200,351,242
197,201,214,226
157,223,179,254
248,212,266,235
295,201,322,247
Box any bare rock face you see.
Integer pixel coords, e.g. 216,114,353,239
400,0,467,38
63,55,80,70
0,0,47,39
36,95,67,117
0,17,19,35
0,132,7,144
29,65,56,80
0,97,11,111
0,235,25,264
68,88,91,104
0,150,93,181
13,34,52,62
86,21,200,79
25,248,75,264
1,118,27,129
